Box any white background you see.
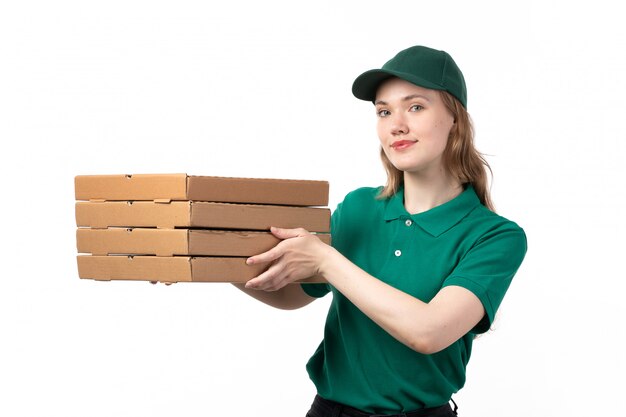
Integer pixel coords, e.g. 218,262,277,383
1,1,624,416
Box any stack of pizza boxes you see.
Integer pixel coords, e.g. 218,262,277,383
75,174,330,284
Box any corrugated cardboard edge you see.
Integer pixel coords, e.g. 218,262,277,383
75,174,188,201
190,203,331,232
76,228,190,256
187,176,329,206
188,230,280,256
75,201,193,229
190,257,265,282
190,257,325,283
189,230,331,256
77,255,193,282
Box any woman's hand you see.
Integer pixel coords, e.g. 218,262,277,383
244,226,331,291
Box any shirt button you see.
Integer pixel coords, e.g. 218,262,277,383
394,250,402,257
405,219,413,227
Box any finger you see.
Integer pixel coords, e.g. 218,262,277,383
245,262,285,290
270,226,309,240
249,276,287,291
246,244,283,266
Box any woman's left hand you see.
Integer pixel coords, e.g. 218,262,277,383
244,226,331,291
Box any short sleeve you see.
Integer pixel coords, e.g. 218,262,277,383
301,282,331,298
443,226,527,334
300,200,345,299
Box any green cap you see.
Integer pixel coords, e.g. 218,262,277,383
352,45,467,108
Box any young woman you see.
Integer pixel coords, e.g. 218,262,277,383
236,45,527,417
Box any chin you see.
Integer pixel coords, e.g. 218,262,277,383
388,159,421,173
389,154,442,175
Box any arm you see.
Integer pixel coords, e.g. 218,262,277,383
232,282,316,310
314,249,483,354
246,227,484,354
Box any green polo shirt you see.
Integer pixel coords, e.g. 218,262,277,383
302,185,527,414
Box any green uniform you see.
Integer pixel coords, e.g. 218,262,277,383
302,185,527,414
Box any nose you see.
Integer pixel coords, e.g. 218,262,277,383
390,113,408,135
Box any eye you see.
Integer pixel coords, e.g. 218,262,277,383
376,109,390,117
409,104,424,112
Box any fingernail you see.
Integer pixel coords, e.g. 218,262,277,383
246,258,253,265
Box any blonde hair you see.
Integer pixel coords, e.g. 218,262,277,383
377,91,495,211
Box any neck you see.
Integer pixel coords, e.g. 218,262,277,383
402,170,463,214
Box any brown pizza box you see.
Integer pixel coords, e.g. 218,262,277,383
76,228,331,257
74,174,329,206
76,255,326,284
75,201,330,232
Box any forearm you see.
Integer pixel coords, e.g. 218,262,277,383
232,282,316,310
320,247,481,354
319,249,433,352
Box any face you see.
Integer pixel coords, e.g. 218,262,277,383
375,78,455,177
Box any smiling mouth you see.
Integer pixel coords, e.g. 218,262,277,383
391,140,418,150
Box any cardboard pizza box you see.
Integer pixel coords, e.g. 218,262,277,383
75,201,330,232
76,228,331,257
74,174,329,206
77,255,326,284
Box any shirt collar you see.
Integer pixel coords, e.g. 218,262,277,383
383,184,481,237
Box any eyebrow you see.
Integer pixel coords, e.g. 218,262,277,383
374,94,431,106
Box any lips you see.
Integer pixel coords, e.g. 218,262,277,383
391,139,418,150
